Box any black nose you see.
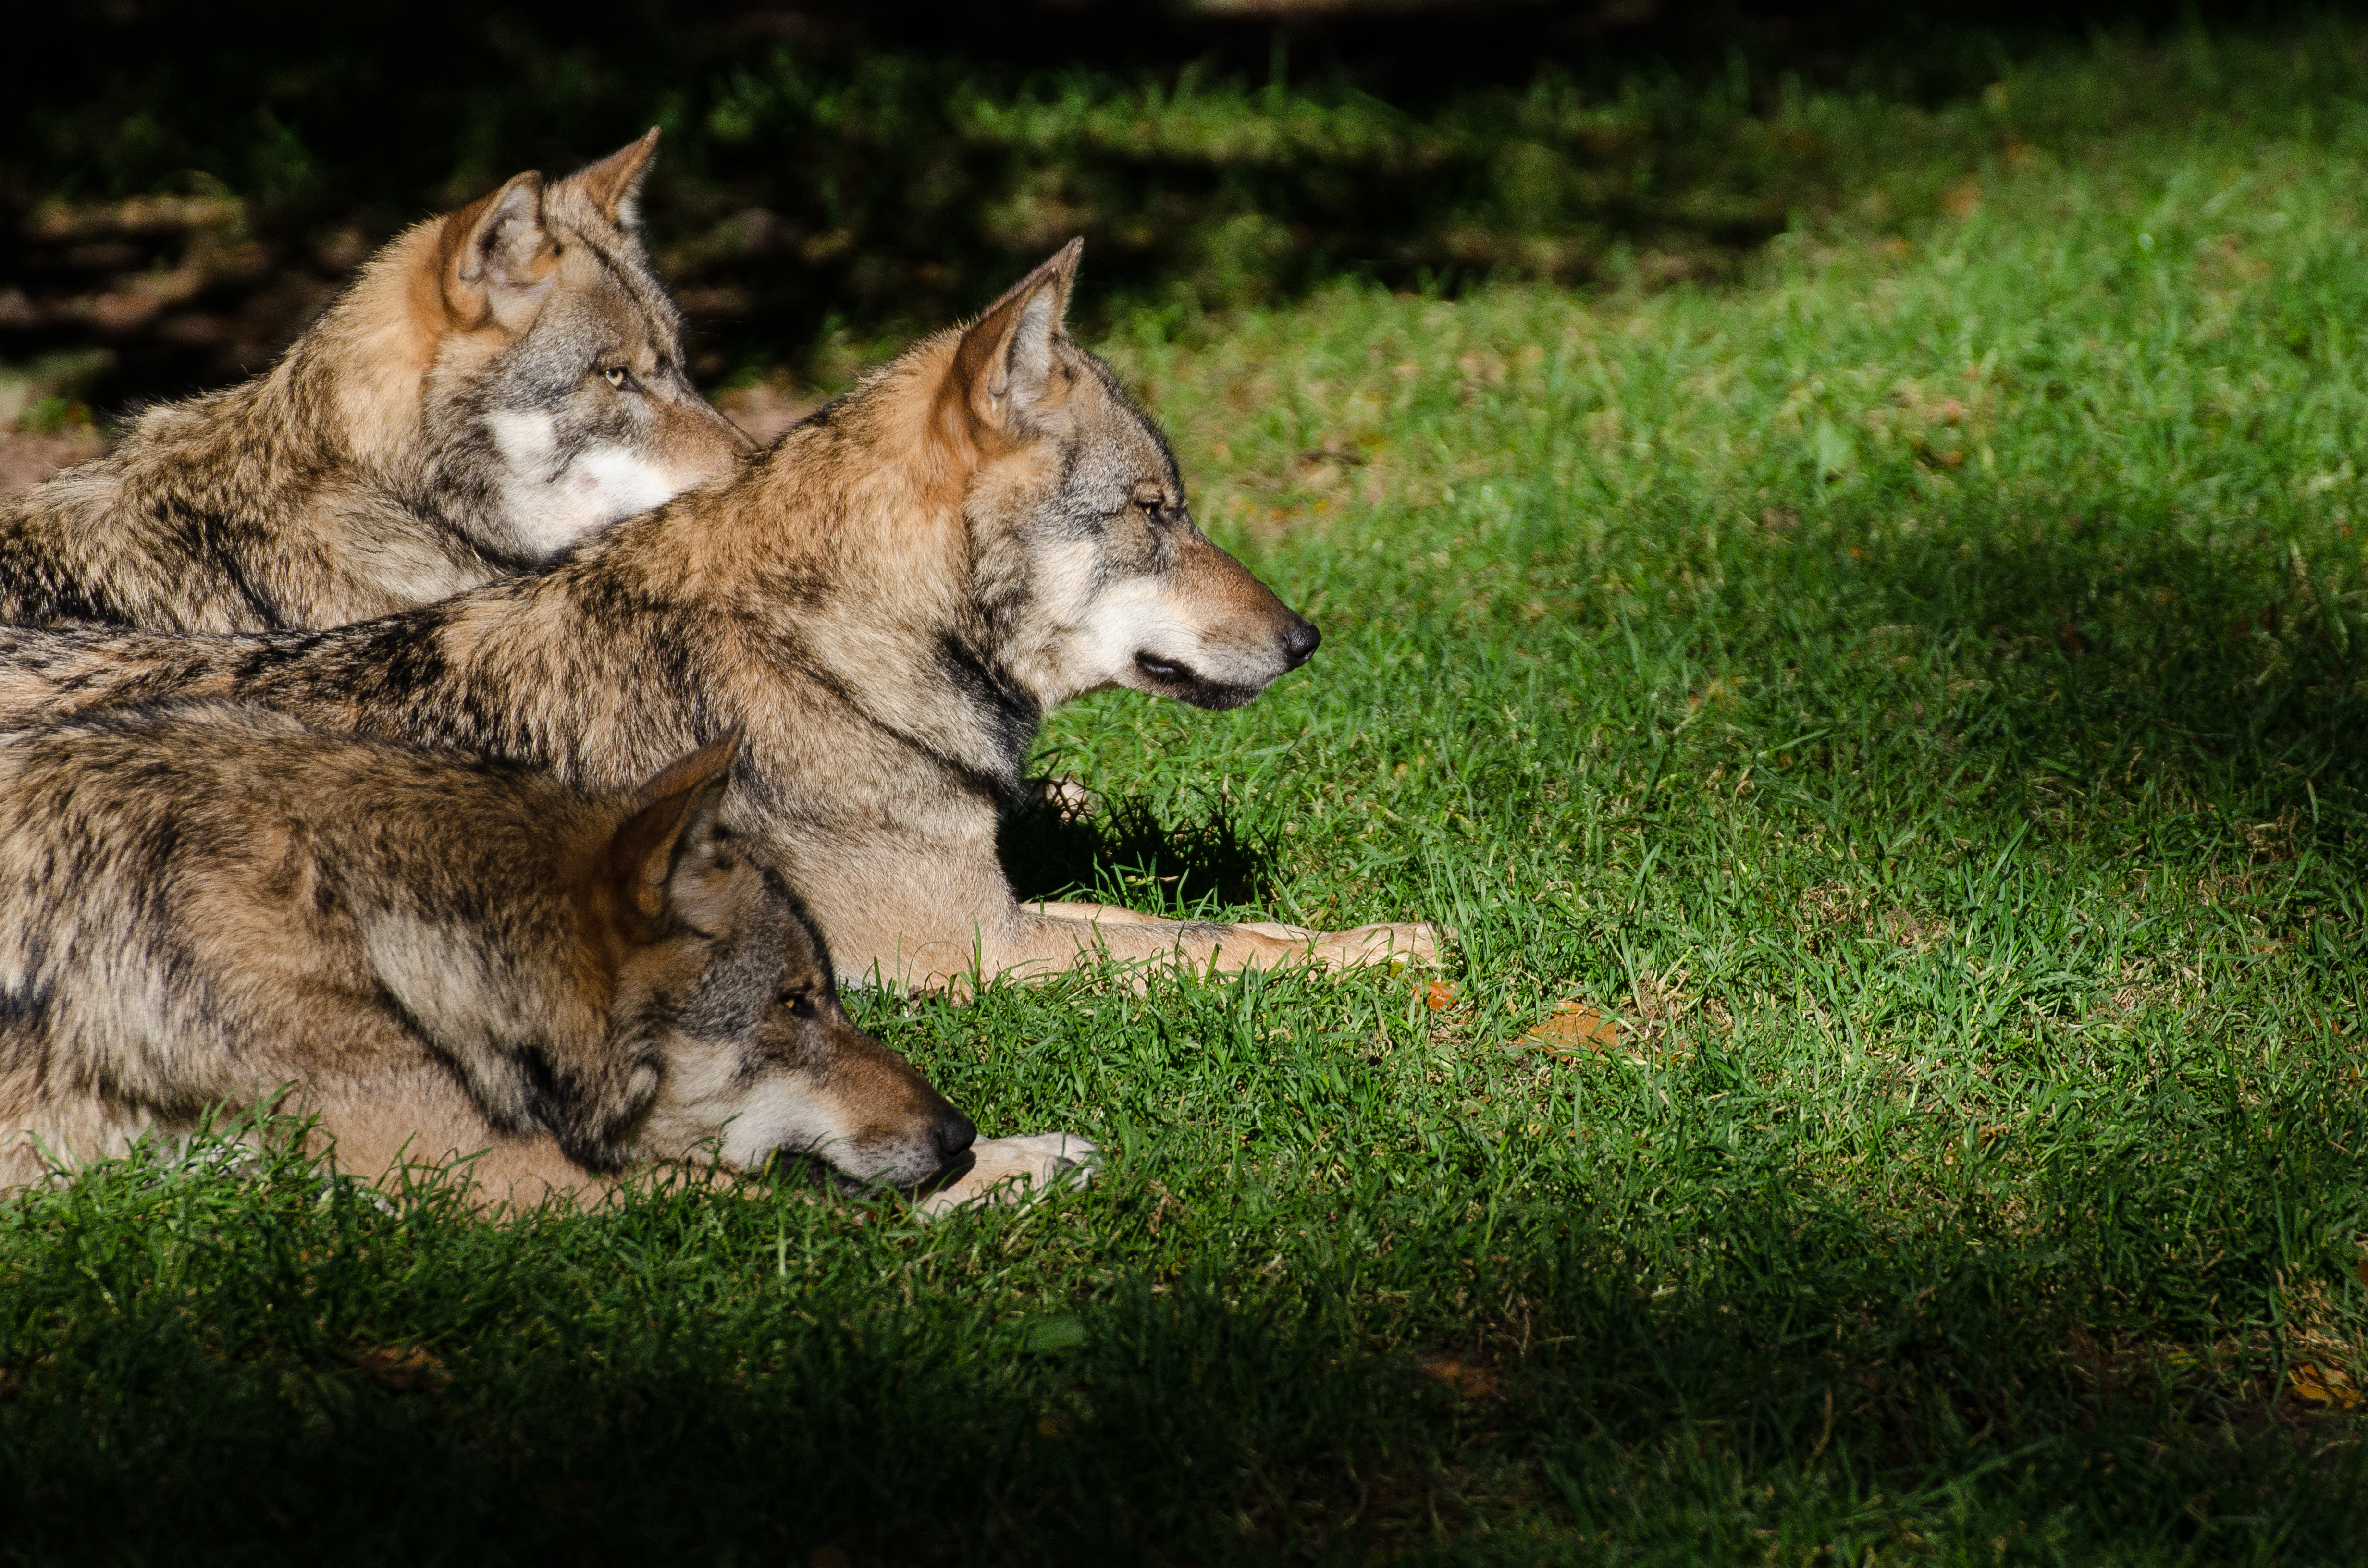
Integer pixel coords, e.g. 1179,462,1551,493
1280,616,1321,668
931,1108,978,1165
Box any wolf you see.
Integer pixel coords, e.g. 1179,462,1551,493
0,704,1004,1211
0,243,1436,990
0,130,751,634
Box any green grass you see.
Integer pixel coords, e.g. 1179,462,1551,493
11,25,2368,1565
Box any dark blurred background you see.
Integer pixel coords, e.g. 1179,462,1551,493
0,0,2310,431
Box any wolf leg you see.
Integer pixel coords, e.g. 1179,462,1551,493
1023,904,1435,965
1303,922,1442,969
990,908,1437,981
1025,899,1167,925
819,863,1436,988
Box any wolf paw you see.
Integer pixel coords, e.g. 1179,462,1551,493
1310,921,1440,970
910,1131,1099,1219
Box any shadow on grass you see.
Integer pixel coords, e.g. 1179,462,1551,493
1710,509,2368,808
999,788,1281,915
10,1073,2368,1561
6,1194,2365,1563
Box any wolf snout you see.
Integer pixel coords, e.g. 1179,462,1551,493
932,1105,979,1165
1279,615,1320,669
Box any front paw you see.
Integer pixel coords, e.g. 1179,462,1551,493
1311,921,1440,970
910,1132,1099,1219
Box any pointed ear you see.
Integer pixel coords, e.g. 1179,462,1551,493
439,170,556,333
566,127,661,228
949,238,1082,434
607,734,741,935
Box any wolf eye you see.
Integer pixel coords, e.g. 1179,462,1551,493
601,365,641,393
776,988,818,1020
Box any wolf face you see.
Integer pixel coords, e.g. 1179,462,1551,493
599,749,974,1186
624,863,976,1186
0,131,751,634
422,136,755,564
953,243,1322,712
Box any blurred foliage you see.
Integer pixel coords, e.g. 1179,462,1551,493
0,0,2316,405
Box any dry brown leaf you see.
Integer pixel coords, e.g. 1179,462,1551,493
346,1343,447,1396
1524,1001,1621,1054
1423,980,1458,1011
1419,1358,1500,1400
2290,1362,2364,1411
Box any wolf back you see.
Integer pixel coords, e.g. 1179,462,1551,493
0,703,975,1206
0,131,750,635
0,244,1436,988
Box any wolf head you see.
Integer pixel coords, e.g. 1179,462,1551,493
583,740,976,1187
931,241,1320,711
406,131,752,563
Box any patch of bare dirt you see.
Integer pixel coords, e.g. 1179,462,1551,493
0,426,107,501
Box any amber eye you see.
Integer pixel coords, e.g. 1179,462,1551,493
777,989,818,1020
602,365,636,392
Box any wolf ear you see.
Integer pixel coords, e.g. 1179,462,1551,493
567,127,661,228
950,238,1082,434
608,733,742,936
441,170,557,333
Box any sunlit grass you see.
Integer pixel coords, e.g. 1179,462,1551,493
9,23,2368,1566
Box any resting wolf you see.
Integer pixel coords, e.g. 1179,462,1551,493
0,130,750,633
0,243,1436,989
0,705,1051,1211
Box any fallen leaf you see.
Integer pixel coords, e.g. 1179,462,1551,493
2290,1362,2364,1411
1524,1001,1621,1054
1419,1358,1500,1399
1423,980,1458,1010
346,1343,447,1395
1018,1315,1087,1354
